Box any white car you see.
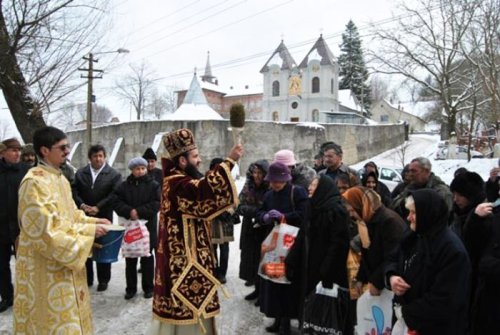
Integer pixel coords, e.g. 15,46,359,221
358,166,403,192
435,146,484,160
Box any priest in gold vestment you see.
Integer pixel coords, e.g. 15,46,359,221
14,126,110,334
148,129,243,335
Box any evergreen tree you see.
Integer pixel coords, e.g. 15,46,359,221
338,20,371,113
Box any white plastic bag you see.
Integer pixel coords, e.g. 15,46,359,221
391,304,409,335
258,222,299,284
118,217,150,258
355,289,393,335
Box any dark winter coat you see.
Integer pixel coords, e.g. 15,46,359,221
257,182,308,319
385,189,471,335
390,173,453,221
0,159,29,243
287,175,350,295
319,163,359,186
112,174,161,249
235,160,269,282
357,205,406,289
467,207,500,335
485,176,499,202
72,163,122,221
148,167,163,186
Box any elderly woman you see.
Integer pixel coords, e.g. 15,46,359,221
257,161,308,335
342,186,406,296
236,160,269,301
386,189,471,335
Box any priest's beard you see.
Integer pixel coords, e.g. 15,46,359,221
185,161,203,180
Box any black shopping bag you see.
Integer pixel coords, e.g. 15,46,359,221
302,283,349,335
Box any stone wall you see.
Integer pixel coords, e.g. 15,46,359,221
67,120,404,177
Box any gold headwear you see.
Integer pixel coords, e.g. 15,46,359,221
163,128,197,158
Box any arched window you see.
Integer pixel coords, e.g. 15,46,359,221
272,81,280,97
272,111,279,121
312,109,319,122
312,77,320,93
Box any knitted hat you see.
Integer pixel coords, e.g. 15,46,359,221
163,128,197,158
450,171,485,202
21,143,35,156
273,149,296,166
128,157,148,170
142,147,157,161
264,162,291,182
2,138,21,150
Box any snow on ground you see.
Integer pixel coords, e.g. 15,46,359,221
1,135,498,334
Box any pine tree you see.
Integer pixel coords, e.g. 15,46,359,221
338,20,371,113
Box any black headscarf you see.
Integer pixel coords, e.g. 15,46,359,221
310,175,341,211
411,189,449,237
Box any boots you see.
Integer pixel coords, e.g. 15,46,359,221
279,317,291,335
265,318,281,333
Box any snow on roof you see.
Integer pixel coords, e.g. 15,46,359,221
200,80,226,94
338,89,361,111
397,100,438,119
164,103,223,120
224,85,263,97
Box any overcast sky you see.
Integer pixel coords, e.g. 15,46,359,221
1,0,399,139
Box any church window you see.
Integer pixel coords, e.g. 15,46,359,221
272,111,279,121
331,78,334,94
312,77,320,93
312,109,319,122
272,81,280,97
291,102,298,109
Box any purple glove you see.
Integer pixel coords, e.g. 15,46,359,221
263,209,283,224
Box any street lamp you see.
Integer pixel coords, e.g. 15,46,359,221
79,48,129,152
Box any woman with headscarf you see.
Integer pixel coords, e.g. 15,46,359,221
385,189,471,335
361,170,391,207
342,186,407,297
286,175,351,332
236,160,269,301
257,162,308,335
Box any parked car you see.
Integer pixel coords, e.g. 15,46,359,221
435,146,484,160
357,166,403,192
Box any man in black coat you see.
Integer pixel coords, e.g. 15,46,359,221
485,159,499,202
0,138,29,312
72,144,122,291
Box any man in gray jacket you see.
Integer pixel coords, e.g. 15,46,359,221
72,144,122,291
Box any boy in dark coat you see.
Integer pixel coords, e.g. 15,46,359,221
112,157,160,299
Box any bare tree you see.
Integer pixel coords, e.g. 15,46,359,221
370,75,390,103
370,0,487,138
0,0,112,142
115,62,156,121
396,139,412,168
50,102,114,131
461,0,500,130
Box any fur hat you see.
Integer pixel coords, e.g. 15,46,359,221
450,171,485,202
273,149,296,166
265,162,291,182
21,143,35,156
163,128,197,158
142,147,157,161
2,138,21,150
128,157,148,170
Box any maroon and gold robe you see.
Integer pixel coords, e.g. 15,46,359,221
152,158,238,326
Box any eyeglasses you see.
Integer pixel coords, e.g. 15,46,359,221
51,143,71,151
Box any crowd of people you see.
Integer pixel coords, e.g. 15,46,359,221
1,126,500,335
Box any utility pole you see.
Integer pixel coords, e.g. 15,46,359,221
78,53,103,152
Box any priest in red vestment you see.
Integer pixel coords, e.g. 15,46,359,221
148,128,243,335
